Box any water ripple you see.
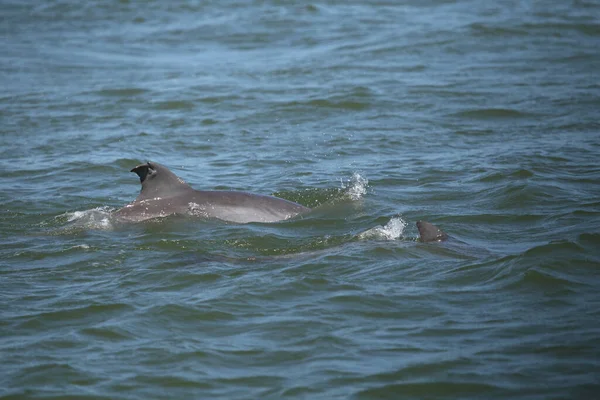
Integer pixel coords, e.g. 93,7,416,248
2,0,600,398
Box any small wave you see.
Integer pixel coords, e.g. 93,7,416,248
469,22,528,37
578,232,600,247
476,168,534,183
278,87,373,111
358,217,407,241
449,108,535,119
356,381,500,399
153,100,195,110
307,98,369,110
492,183,554,210
95,87,149,97
522,240,585,257
521,268,580,289
500,240,593,290
17,303,133,329
341,172,368,201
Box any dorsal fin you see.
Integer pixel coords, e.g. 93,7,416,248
130,161,192,201
416,220,448,242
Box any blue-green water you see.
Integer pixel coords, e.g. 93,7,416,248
2,1,600,398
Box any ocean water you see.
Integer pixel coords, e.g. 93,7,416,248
1,0,600,399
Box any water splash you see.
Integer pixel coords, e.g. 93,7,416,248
358,216,407,241
59,207,115,230
341,172,368,201
187,202,209,218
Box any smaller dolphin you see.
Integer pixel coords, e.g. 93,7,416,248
115,161,310,223
416,220,448,242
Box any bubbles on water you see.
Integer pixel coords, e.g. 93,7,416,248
341,172,368,201
59,206,114,230
358,216,407,241
187,202,209,218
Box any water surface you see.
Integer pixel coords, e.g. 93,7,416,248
1,0,600,399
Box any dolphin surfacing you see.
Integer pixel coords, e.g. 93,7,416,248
115,162,310,223
416,220,448,242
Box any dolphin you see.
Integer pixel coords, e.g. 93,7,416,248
416,220,448,242
114,161,310,223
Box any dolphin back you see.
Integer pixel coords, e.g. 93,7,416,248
117,161,310,223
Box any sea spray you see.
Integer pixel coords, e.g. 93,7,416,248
358,216,407,241
341,172,368,201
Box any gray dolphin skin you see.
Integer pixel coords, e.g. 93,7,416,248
416,220,448,242
114,161,310,223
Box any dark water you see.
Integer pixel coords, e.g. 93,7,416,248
2,0,600,398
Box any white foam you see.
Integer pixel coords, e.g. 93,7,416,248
60,206,114,230
188,202,209,218
70,244,90,250
136,197,163,203
358,216,407,241
341,172,368,201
